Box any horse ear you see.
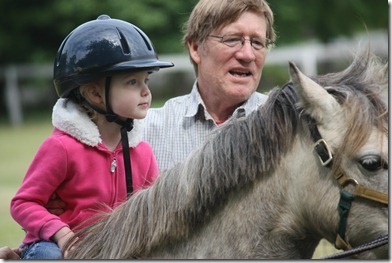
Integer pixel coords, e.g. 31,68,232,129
288,61,340,122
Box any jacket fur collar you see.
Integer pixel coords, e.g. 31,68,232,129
52,98,143,148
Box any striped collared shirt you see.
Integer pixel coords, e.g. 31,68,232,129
142,80,268,171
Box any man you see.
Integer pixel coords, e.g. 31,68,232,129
143,0,276,170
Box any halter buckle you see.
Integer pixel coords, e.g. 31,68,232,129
314,139,333,166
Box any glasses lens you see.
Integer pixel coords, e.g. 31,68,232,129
214,35,274,51
250,38,264,50
222,35,243,47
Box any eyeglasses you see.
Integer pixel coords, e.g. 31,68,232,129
208,34,274,51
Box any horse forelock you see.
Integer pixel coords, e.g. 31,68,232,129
313,48,388,169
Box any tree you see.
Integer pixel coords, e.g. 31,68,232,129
0,0,196,65
270,0,387,44
0,0,387,65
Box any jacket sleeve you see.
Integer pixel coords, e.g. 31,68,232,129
145,147,159,188
10,136,69,241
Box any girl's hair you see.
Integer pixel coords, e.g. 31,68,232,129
182,0,276,73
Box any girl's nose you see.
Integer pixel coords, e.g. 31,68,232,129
141,84,150,97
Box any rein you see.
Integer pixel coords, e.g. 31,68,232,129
321,235,389,259
303,113,388,251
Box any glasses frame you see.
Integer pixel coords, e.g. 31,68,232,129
208,34,274,51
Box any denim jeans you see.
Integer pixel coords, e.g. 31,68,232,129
21,240,63,259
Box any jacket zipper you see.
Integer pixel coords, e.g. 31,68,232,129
110,158,117,173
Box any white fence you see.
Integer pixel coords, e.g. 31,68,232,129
1,30,387,126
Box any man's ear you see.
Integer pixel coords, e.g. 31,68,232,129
188,41,201,65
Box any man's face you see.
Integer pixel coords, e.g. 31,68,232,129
189,11,268,106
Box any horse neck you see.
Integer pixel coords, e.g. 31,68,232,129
278,133,342,244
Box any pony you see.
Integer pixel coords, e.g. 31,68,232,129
67,48,388,259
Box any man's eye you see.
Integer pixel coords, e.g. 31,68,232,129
224,37,241,45
251,39,264,48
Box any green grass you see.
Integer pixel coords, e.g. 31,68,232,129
0,118,53,248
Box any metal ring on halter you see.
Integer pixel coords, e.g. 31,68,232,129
341,178,359,188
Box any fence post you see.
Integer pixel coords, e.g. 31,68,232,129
5,65,23,126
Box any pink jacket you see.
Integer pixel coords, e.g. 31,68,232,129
10,99,159,244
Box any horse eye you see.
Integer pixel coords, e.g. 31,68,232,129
358,155,387,172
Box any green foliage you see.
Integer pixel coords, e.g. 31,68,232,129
0,0,197,64
0,0,387,64
270,0,387,45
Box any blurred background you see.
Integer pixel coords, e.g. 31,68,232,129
0,0,388,258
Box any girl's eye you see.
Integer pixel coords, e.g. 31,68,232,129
128,79,137,85
144,78,150,84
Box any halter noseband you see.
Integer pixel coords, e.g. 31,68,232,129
303,113,388,251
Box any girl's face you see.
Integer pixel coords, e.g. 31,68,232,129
108,71,152,120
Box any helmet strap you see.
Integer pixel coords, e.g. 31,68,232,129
103,76,134,195
121,124,133,195
104,76,118,123
103,76,134,131
81,76,134,195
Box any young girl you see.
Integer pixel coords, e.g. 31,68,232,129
10,15,173,259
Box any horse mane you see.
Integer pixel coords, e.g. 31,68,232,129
67,48,387,259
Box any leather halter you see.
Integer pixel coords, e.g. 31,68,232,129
303,113,388,250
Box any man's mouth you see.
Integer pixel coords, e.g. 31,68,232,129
229,69,252,77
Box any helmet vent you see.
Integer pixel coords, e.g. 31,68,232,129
55,34,71,67
116,28,131,55
134,28,153,51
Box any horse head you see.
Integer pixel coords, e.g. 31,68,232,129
289,52,388,259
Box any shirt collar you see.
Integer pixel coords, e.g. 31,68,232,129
184,80,204,118
184,79,263,121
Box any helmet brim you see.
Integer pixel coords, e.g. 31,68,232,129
102,59,174,73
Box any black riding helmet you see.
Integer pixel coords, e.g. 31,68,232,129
53,15,173,195
54,14,173,98
53,14,173,126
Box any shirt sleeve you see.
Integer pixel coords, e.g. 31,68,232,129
130,141,159,191
145,149,159,187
